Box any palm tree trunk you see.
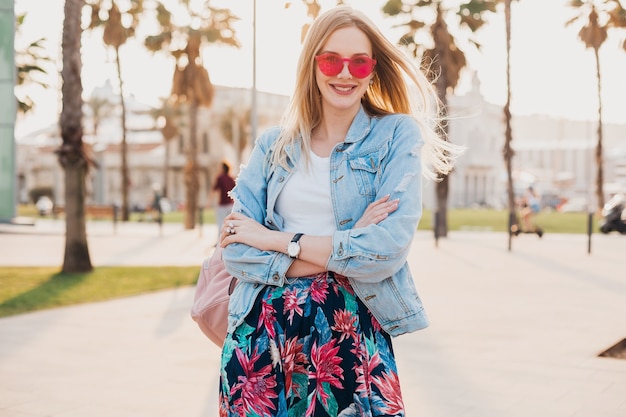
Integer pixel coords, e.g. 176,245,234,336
115,48,130,221
63,162,92,272
163,138,170,198
593,46,604,211
184,101,200,229
434,58,450,238
504,0,517,250
59,0,92,273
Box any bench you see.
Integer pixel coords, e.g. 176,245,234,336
53,204,117,220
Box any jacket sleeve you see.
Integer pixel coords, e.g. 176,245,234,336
221,128,294,286
326,116,424,282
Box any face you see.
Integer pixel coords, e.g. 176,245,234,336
315,26,374,115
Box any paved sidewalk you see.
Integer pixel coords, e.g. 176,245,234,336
1,220,625,416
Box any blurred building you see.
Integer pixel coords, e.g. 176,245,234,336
444,74,625,211
15,79,626,212
16,83,289,210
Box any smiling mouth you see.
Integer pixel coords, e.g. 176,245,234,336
331,84,356,93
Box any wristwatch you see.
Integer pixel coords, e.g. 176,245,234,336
287,233,304,259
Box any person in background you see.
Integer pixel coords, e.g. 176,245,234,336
212,161,236,241
515,186,544,237
217,6,462,416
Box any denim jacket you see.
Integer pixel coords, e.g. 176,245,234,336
222,106,429,337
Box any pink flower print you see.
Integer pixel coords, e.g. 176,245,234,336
310,275,329,304
306,339,345,416
282,336,309,399
331,309,358,343
371,370,405,415
230,347,279,416
258,298,277,339
283,287,306,324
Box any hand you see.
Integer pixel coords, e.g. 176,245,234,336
354,195,399,228
220,212,272,250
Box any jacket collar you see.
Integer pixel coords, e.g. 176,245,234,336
282,106,373,166
344,106,373,144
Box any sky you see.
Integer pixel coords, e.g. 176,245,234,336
14,0,626,138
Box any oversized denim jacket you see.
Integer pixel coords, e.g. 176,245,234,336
222,106,429,337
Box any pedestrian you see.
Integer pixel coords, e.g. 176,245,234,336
212,160,236,241
218,6,462,416
515,186,544,237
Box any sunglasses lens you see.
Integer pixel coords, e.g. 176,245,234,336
349,57,374,78
315,53,375,78
317,54,342,76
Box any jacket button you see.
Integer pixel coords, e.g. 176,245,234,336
338,248,344,256
278,176,284,182
272,274,280,281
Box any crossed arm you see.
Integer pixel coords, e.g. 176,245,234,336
220,195,399,278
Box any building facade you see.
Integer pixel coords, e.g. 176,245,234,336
15,80,626,213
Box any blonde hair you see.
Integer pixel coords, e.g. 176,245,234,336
271,6,462,180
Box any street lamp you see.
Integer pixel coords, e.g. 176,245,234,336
251,0,258,146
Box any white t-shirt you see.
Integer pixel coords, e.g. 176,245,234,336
275,151,337,235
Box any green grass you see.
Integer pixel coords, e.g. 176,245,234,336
418,209,596,234
19,204,217,224
5,206,598,319
21,204,597,234
0,266,199,318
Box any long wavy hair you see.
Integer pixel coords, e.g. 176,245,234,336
271,6,462,179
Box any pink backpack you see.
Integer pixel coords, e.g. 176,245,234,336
190,246,237,347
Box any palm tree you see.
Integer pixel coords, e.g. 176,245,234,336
145,1,240,230
58,0,93,273
84,0,145,221
14,13,50,115
219,106,251,167
382,0,498,238
147,97,184,199
84,92,114,138
566,0,626,211
502,0,519,250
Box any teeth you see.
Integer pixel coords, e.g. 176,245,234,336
335,85,353,92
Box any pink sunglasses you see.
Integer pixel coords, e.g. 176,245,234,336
315,52,376,79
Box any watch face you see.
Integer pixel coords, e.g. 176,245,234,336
288,242,300,258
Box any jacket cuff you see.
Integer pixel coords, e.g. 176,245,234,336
267,252,293,286
326,230,351,272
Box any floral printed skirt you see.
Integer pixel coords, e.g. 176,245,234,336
219,271,405,417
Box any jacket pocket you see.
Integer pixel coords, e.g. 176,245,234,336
349,156,379,197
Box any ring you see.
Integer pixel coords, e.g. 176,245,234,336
227,227,235,234
228,222,234,228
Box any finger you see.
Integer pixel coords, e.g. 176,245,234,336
368,195,390,208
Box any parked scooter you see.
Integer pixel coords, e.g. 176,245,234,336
599,194,626,234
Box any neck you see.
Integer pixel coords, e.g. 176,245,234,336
314,106,359,145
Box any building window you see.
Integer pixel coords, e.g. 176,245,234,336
202,132,209,154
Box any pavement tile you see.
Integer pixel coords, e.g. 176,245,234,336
1,220,626,416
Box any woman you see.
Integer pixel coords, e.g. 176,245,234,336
219,6,461,416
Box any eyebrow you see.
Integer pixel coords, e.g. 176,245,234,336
318,51,372,57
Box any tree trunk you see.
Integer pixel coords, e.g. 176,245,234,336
63,162,92,272
59,0,92,273
593,46,604,212
434,58,450,238
184,101,199,229
163,138,170,198
503,0,517,250
115,48,130,221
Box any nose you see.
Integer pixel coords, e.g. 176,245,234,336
337,61,352,78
